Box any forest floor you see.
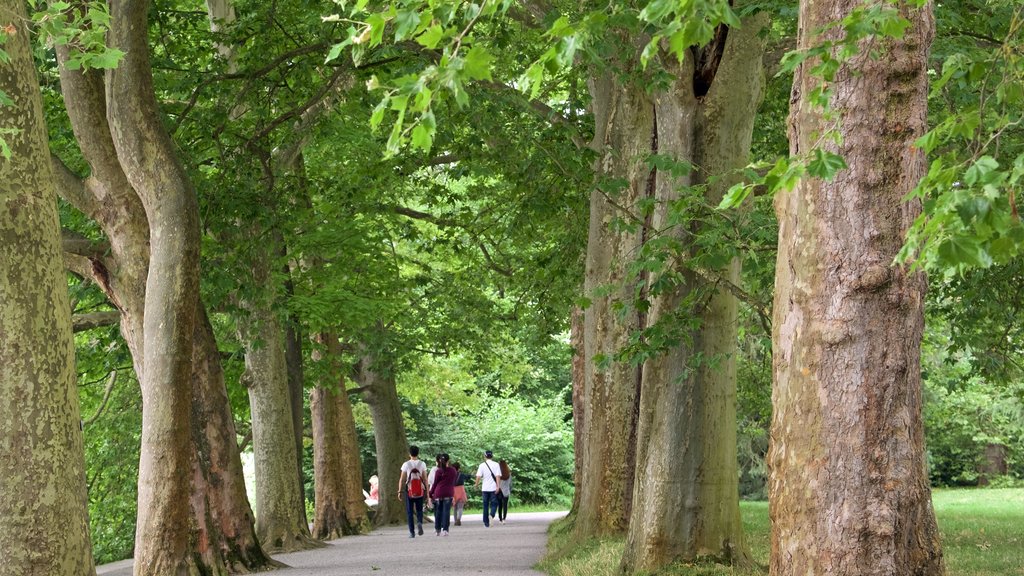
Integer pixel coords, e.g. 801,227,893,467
96,511,568,576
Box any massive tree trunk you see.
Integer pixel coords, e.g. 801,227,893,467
311,334,371,539
107,2,201,573
0,5,95,572
574,72,648,540
55,38,277,576
239,247,320,553
621,16,766,572
357,349,409,526
768,1,944,574
190,306,282,571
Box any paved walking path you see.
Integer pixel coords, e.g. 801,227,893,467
97,511,567,576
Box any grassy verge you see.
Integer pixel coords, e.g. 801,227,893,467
539,488,1024,576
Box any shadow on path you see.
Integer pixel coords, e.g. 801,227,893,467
97,511,567,576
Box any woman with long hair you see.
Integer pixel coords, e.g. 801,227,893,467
497,459,512,523
428,453,457,535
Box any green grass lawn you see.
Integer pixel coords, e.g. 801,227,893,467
541,488,1024,576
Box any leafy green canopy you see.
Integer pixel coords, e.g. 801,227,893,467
901,0,1024,274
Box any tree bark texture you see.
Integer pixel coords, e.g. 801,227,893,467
769,2,944,575
358,350,410,526
106,2,202,574
311,334,371,539
569,305,585,517
621,16,767,573
55,46,149,377
55,35,275,575
574,72,649,540
239,247,320,553
0,5,95,573
190,306,282,571
284,302,309,528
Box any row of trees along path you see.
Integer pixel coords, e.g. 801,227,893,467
2,0,958,574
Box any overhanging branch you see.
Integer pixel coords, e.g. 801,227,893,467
73,311,122,333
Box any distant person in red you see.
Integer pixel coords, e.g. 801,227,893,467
429,453,457,536
451,462,471,526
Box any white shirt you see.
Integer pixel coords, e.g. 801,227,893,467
477,460,501,492
401,459,427,488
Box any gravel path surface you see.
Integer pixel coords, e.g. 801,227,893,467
97,511,567,576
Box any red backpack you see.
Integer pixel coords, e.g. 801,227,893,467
407,467,424,498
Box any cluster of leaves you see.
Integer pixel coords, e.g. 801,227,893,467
900,0,1024,274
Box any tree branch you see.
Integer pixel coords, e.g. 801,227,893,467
62,229,110,259
51,154,100,219
346,384,371,396
248,68,349,150
83,370,118,427
73,311,122,333
479,80,586,148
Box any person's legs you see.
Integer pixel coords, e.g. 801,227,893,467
439,498,452,533
414,497,424,534
405,493,415,537
488,490,499,520
481,491,493,526
433,500,442,534
498,493,508,521
454,500,464,525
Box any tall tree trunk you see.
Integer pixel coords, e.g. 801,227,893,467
358,350,409,526
768,1,944,574
0,5,95,572
54,40,277,576
284,281,309,527
190,306,282,571
574,72,648,540
239,253,321,552
54,46,148,375
621,15,766,572
311,334,372,539
107,2,201,573
569,306,585,517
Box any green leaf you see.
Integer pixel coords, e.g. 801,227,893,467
877,14,910,38
963,156,999,187
462,45,493,81
718,182,752,210
416,24,444,49
410,110,436,151
87,49,124,70
806,149,848,180
937,236,992,270
394,9,420,41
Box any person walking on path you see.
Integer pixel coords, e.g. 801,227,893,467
398,445,428,538
475,450,502,527
497,459,513,524
451,462,471,526
429,453,457,536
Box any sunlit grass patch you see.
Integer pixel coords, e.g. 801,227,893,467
540,489,1024,576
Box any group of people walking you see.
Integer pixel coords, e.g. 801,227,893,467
398,446,512,538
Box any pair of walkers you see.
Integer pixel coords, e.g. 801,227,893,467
398,446,463,537
474,450,512,527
